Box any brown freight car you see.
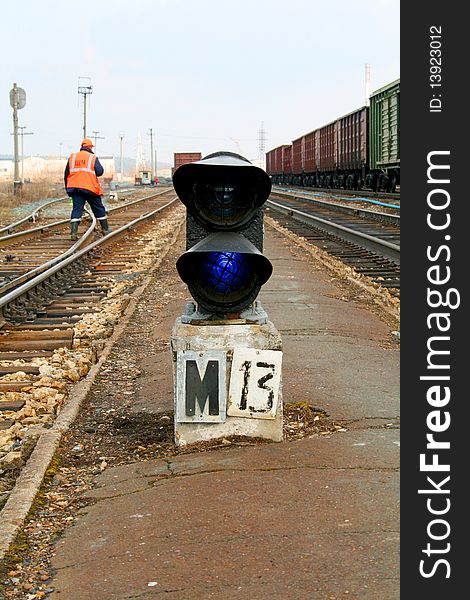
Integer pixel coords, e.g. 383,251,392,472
303,130,316,173
281,145,292,177
318,121,337,187
266,148,276,175
335,106,368,188
301,129,318,187
271,145,291,177
292,136,304,181
266,148,275,174
172,152,202,176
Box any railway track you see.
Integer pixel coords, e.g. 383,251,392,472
272,186,400,215
272,185,400,203
273,185,400,216
271,189,400,227
0,188,171,289
266,194,400,291
0,187,180,416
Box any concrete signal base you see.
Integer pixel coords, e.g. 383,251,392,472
171,316,283,446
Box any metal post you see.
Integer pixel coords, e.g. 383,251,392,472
119,134,124,183
148,128,154,182
12,84,20,193
20,127,24,182
17,127,34,183
78,78,93,139
83,96,87,138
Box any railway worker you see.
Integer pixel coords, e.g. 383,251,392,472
64,138,111,241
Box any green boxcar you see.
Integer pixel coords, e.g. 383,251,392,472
369,79,400,173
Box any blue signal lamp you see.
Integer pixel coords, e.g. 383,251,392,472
176,232,272,314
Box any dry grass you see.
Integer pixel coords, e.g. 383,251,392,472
0,181,61,224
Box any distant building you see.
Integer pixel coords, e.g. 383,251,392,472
98,156,115,184
0,158,11,181
0,155,116,183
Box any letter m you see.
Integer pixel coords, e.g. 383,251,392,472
427,336,450,370
185,359,219,416
427,151,450,184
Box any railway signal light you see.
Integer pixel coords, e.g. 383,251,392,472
174,152,272,318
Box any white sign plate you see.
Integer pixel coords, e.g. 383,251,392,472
228,349,282,419
176,350,226,423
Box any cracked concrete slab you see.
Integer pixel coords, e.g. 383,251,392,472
90,429,399,502
51,463,398,599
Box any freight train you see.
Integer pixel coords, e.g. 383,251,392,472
266,79,400,193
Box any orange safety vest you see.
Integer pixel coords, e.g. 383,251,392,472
66,150,103,196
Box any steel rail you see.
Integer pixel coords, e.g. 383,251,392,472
272,184,400,202
270,190,400,226
267,199,400,264
0,197,177,320
0,197,68,235
0,217,76,247
0,208,97,295
0,188,173,247
0,186,138,235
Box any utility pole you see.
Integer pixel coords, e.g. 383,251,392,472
10,83,26,194
18,126,34,183
91,130,104,150
148,128,154,181
59,141,63,160
78,77,93,138
119,133,124,182
136,131,145,175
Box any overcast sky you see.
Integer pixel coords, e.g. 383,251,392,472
1,0,399,166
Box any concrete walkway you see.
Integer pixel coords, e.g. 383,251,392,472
49,226,399,599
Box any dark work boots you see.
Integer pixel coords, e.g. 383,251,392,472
70,221,79,241
100,218,112,236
